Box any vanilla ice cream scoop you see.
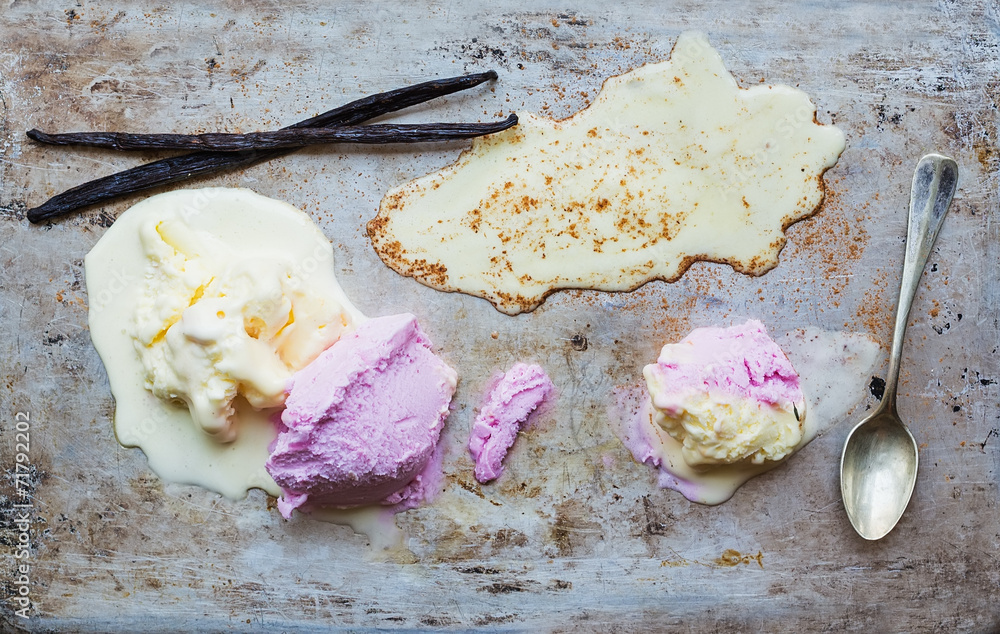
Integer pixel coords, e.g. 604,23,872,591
642,320,806,467
129,203,352,442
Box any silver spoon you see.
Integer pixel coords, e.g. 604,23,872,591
840,153,958,540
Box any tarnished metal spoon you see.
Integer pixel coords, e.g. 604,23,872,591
840,153,958,540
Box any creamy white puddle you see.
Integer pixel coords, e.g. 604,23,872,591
369,32,845,314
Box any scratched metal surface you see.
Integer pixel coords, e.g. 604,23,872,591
1,1,998,631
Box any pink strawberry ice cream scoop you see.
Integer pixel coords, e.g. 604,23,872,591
646,320,804,410
469,363,554,483
266,313,457,518
642,319,806,466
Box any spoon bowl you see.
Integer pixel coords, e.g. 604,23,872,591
840,153,958,540
841,409,918,540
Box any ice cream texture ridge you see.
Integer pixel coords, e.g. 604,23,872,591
469,363,554,483
267,313,458,518
643,320,806,467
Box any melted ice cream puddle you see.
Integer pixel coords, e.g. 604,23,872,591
86,188,364,499
369,32,846,314
613,328,880,504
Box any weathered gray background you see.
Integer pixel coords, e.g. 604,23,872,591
1,1,998,631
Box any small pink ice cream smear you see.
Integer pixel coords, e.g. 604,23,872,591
266,313,458,518
469,363,554,483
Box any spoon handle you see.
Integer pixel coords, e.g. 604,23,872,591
883,154,959,406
